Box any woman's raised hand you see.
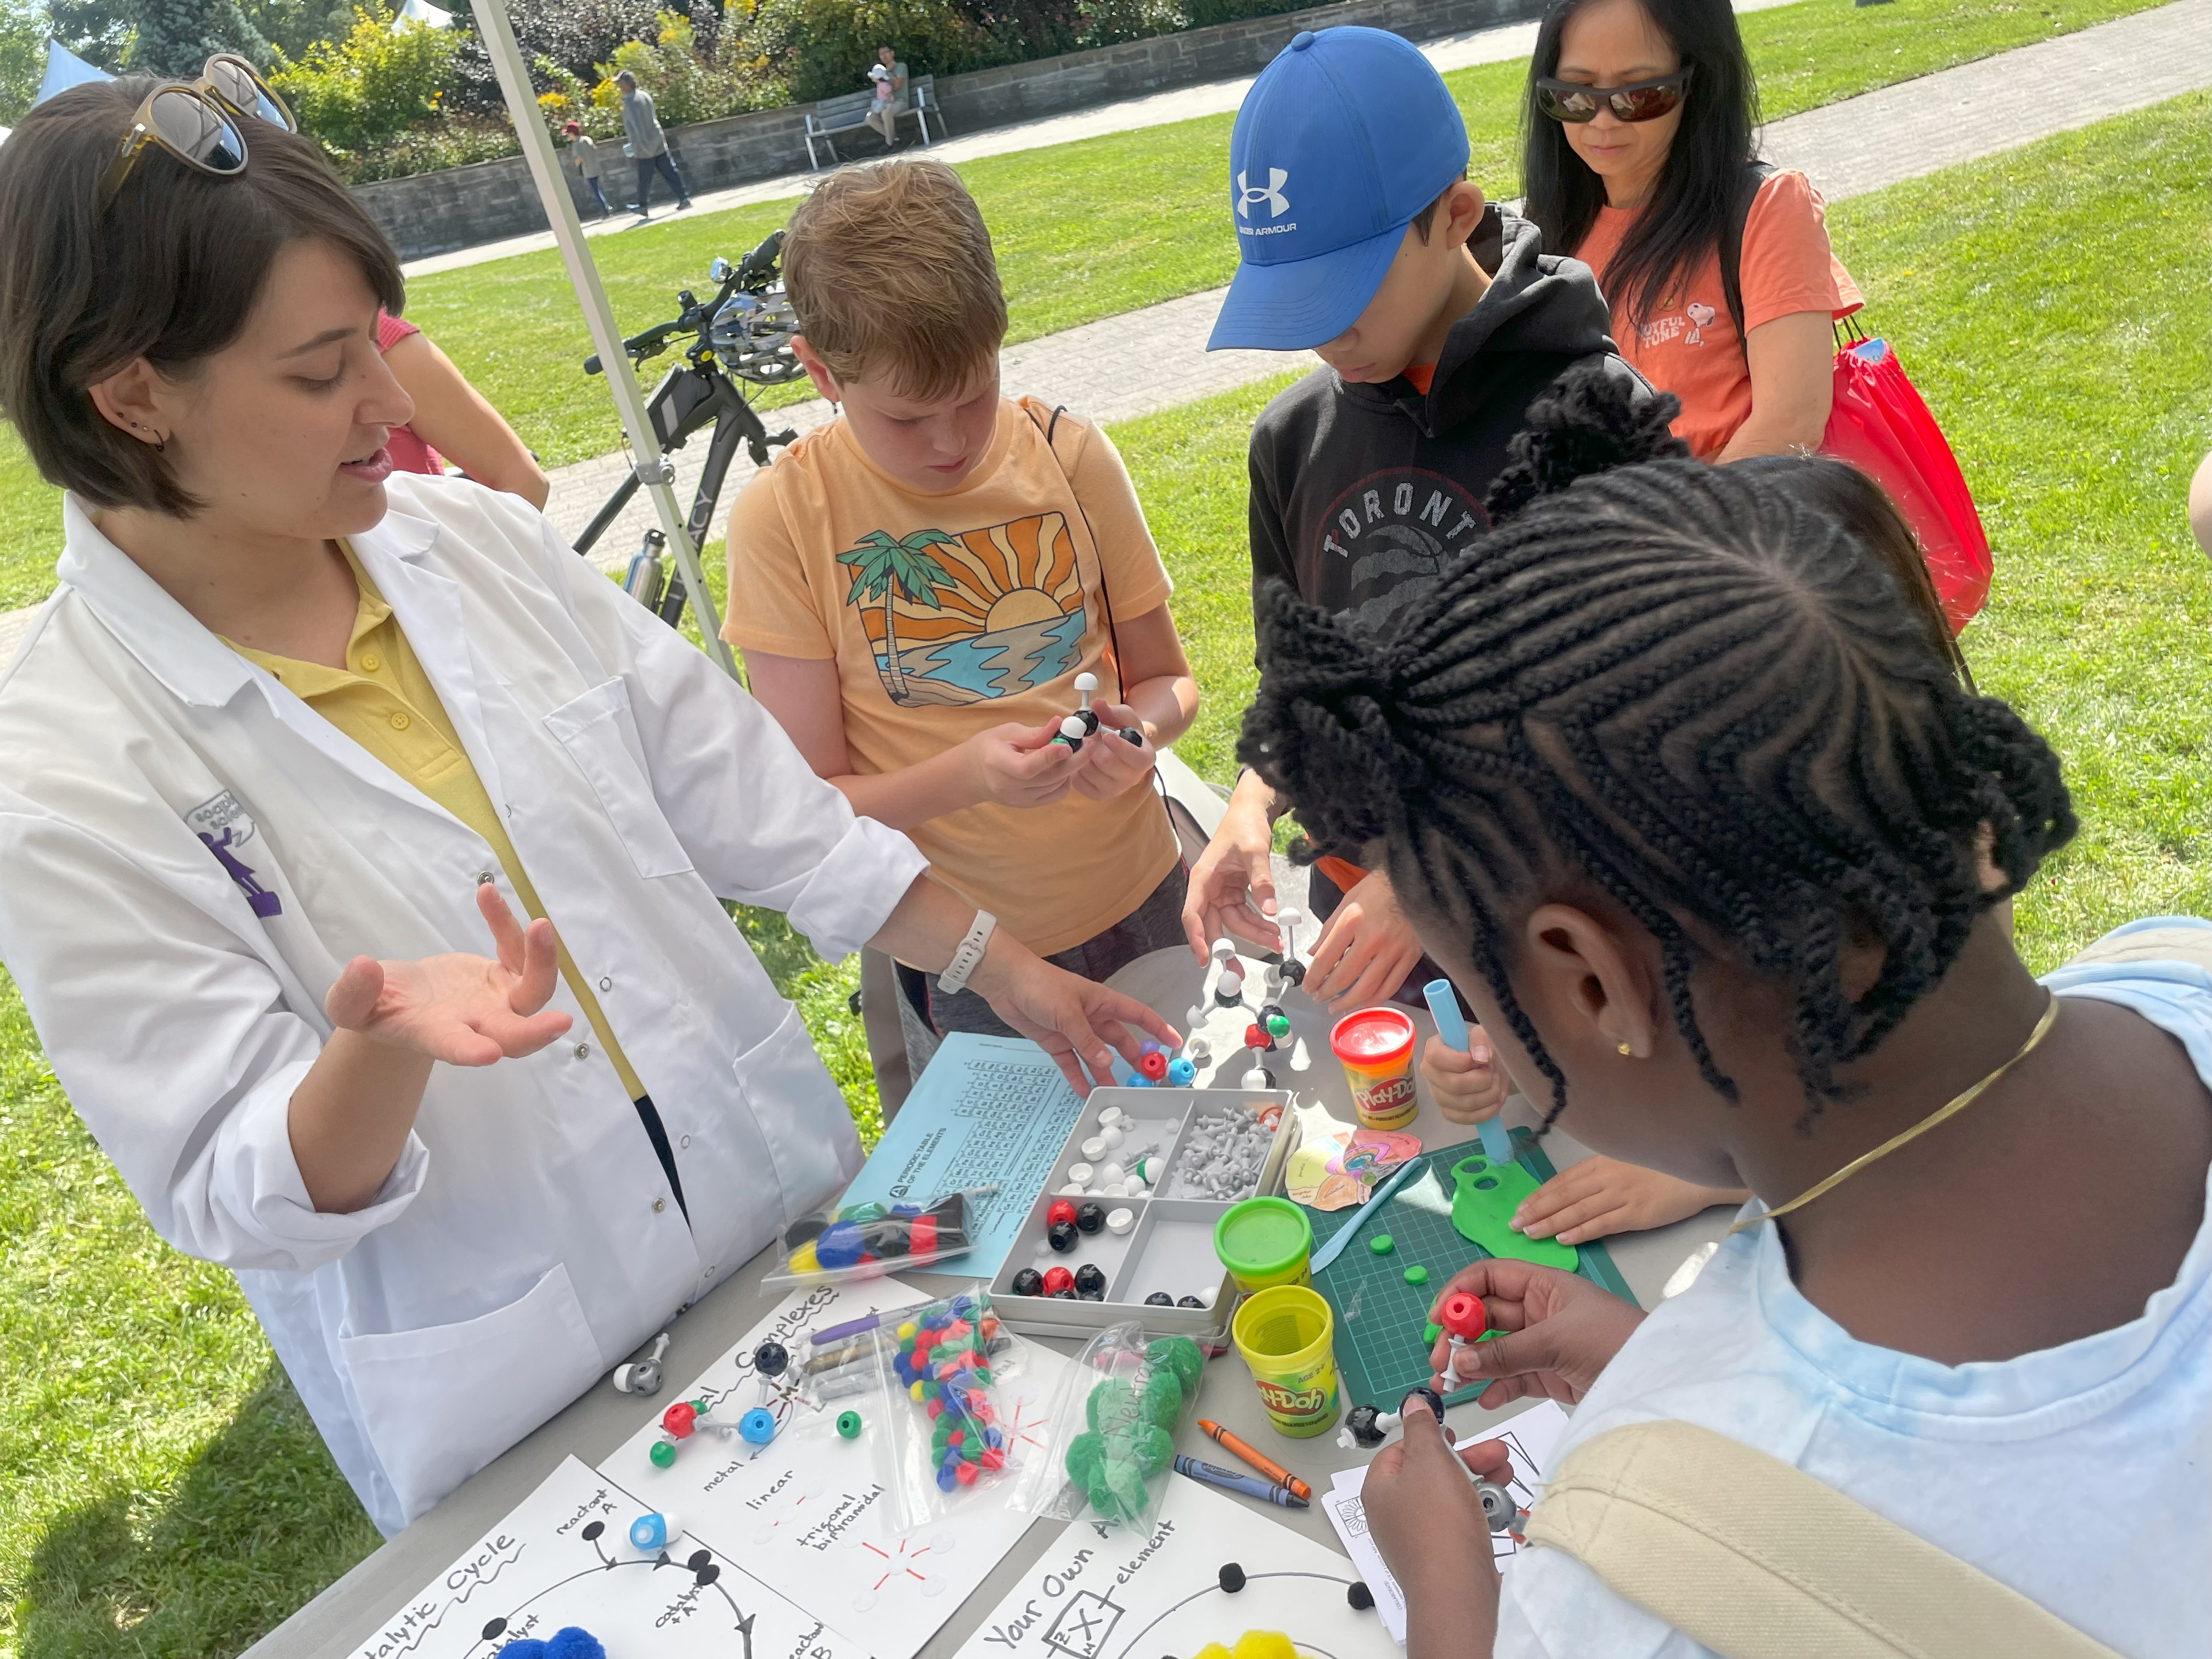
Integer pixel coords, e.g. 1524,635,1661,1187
322,883,574,1066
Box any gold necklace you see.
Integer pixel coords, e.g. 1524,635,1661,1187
1729,992,2059,1234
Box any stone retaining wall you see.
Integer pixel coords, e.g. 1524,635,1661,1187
356,0,1548,259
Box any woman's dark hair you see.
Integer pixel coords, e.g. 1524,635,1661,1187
1241,396,2073,1129
1521,0,1759,335
0,78,406,517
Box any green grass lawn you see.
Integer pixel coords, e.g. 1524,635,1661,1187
2,87,2205,1659
0,0,2171,611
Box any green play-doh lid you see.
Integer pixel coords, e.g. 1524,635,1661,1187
1213,1195,1313,1280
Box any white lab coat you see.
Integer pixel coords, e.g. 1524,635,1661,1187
0,475,928,1534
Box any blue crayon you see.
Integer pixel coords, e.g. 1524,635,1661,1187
1424,979,1514,1167
1173,1454,1309,1509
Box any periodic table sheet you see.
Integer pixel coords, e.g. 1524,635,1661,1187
836,1033,1085,1280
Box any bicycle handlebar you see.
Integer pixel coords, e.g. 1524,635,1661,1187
582,229,788,376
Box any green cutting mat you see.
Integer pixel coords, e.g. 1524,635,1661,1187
1307,1129,1641,1417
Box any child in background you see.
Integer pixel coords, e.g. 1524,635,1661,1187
725,160,1199,1076
1243,388,2208,1656
1184,26,1649,1019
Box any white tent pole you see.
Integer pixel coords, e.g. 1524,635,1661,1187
462,0,740,679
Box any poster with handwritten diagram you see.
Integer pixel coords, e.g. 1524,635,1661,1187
351,1455,860,1659
955,1474,1396,1659
598,1277,1070,1659
1319,1398,1570,1643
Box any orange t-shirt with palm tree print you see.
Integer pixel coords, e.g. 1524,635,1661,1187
724,396,1178,956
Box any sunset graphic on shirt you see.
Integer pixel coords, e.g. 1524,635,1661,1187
836,510,1088,707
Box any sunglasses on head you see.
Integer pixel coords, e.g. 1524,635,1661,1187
99,54,296,210
1536,67,1692,124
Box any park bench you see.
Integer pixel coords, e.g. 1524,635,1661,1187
803,75,938,170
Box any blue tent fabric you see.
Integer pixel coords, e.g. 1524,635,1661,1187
35,41,116,107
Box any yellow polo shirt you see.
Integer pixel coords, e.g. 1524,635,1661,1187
227,550,646,1100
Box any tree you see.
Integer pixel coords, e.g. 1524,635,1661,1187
44,0,134,72
1,0,46,125
129,0,268,76
837,528,957,704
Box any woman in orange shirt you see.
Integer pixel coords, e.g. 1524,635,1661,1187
1521,0,1859,461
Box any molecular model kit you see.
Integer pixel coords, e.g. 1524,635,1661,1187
991,1084,1295,1341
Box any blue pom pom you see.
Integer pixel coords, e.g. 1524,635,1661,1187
985,1426,1003,1449
546,1630,607,1659
936,1464,958,1491
500,1643,550,1659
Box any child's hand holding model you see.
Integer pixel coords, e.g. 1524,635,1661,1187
1239,370,2210,1657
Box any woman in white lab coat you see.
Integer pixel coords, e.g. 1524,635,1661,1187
0,81,1175,1534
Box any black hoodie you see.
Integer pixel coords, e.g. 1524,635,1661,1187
1246,208,1650,640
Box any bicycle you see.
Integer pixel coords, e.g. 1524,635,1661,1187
574,229,806,629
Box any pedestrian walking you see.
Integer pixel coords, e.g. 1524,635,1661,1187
562,120,612,218
615,70,692,217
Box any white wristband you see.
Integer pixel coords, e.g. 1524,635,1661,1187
937,909,997,995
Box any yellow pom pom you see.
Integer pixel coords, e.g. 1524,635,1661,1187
909,1379,926,1401
1233,1636,1300,1659
896,1321,918,1340
788,1240,820,1274
1192,1646,1233,1659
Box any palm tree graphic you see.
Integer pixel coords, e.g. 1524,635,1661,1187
837,528,960,702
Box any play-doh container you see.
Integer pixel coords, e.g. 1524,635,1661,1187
1330,1006,1419,1130
1213,1195,1312,1293
1231,1284,1339,1437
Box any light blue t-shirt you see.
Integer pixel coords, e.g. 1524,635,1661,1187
1498,918,2212,1658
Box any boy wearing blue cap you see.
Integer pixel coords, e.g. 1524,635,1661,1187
1182,25,1647,1025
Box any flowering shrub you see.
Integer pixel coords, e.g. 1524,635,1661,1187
272,3,462,160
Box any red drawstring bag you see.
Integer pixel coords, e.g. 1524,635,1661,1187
1820,324,1991,633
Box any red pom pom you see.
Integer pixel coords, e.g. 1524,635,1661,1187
947,1428,964,1447
954,1460,979,1486
911,1216,939,1256
974,1402,996,1424
661,1401,697,1438
926,1397,943,1419
980,1448,1005,1472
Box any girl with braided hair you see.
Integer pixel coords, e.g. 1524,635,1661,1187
1251,456,2210,1656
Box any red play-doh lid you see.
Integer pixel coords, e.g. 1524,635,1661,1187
1329,1006,1415,1068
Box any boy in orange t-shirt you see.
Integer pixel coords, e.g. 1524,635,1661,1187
724,160,1199,1072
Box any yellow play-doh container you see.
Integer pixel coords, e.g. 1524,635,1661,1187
1330,1006,1419,1130
1231,1284,1339,1438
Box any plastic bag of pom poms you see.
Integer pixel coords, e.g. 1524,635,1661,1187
1005,1318,1206,1530
762,1188,980,1286
861,1286,1042,1534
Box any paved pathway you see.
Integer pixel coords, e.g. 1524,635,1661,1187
539,0,2210,567
402,0,1800,280
0,0,2202,654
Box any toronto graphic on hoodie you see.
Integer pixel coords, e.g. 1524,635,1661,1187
1245,207,1651,642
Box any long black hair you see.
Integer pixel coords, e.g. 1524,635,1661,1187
1521,0,1760,336
1242,368,2072,1128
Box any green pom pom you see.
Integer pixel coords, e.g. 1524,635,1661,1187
1131,1424,1173,1477
1086,1378,1141,1434
1139,1369,1183,1428
1091,1457,1147,1522
1144,1335,1205,1393
1064,1430,1105,1485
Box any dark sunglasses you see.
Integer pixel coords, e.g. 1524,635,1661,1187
99,54,296,209
1536,67,1692,124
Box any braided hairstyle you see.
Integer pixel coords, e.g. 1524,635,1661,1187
1243,438,2073,1128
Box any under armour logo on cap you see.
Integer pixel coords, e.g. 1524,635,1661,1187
1237,167,1290,220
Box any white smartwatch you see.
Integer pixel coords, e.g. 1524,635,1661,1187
937,909,997,995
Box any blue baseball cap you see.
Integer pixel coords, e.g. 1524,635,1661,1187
1207,28,1471,352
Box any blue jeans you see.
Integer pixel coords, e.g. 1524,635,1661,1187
584,176,612,216
634,150,690,211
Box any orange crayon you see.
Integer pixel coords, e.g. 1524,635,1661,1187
1196,1418,1313,1504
